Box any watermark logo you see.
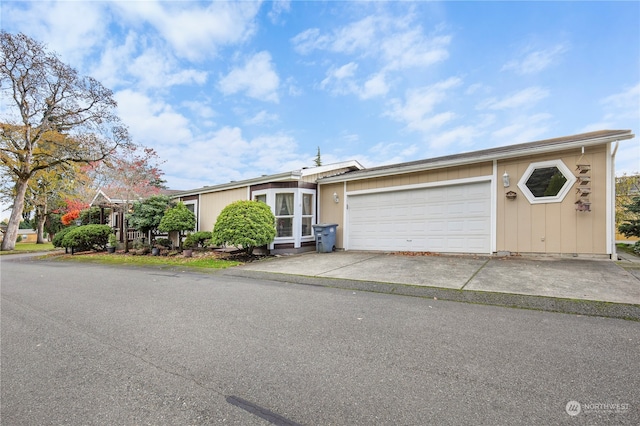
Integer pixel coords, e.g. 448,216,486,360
566,401,581,416
566,400,630,416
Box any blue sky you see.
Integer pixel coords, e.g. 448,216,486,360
1,0,639,198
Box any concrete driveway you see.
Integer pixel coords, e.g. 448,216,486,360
232,252,640,319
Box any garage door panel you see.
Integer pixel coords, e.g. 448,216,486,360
347,181,491,253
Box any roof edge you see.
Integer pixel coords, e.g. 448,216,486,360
319,130,634,184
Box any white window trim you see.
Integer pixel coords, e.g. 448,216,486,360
182,199,198,231
252,188,316,249
517,160,576,204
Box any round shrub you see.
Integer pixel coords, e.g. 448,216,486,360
184,231,212,249
52,226,77,248
61,225,112,252
211,200,276,255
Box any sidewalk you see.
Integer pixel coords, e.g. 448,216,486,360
227,251,640,321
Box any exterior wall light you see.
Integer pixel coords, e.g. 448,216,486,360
333,192,339,203
502,171,510,188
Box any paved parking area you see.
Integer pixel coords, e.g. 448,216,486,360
236,251,640,307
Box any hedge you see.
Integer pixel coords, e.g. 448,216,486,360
60,225,112,252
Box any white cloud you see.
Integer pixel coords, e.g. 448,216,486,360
320,62,359,95
113,1,261,61
361,72,390,99
291,28,328,55
478,87,549,110
182,100,217,121
502,44,568,75
218,51,280,102
368,142,420,166
429,126,482,151
381,31,450,71
292,12,451,100
580,83,640,133
114,90,193,147
3,1,109,67
128,48,208,90
490,113,553,144
602,83,640,113
245,110,279,126
268,0,291,24
386,77,462,132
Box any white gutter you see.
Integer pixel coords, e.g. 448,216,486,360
175,171,302,198
319,131,634,184
607,141,620,259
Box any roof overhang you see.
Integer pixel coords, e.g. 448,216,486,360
174,160,366,198
174,170,303,198
318,130,635,184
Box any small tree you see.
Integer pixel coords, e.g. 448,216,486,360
158,202,195,250
618,196,640,240
128,194,174,242
211,200,276,256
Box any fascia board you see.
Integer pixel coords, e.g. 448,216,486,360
319,132,634,184
174,171,302,198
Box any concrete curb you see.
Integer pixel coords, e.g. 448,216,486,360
224,269,640,321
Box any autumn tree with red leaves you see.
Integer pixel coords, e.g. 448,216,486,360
95,145,164,252
0,32,130,250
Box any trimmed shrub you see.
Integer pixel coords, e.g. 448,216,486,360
211,200,276,255
61,225,112,252
184,231,212,249
155,238,172,249
158,202,196,250
52,226,77,248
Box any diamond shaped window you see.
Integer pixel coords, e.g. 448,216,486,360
517,160,576,204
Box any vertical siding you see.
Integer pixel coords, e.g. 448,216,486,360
199,187,247,232
496,145,608,255
344,162,493,193
319,182,345,248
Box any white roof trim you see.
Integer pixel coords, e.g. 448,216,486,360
318,130,634,184
175,160,365,198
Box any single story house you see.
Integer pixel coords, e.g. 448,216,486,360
175,161,364,253
177,129,634,259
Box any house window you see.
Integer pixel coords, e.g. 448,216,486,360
275,193,294,237
517,160,576,204
251,188,316,248
183,200,197,231
301,193,313,237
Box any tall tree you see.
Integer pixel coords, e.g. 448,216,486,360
314,146,322,167
97,145,164,252
0,32,129,250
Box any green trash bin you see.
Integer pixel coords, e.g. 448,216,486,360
312,223,338,253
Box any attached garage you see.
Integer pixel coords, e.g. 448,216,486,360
319,130,634,258
347,180,492,253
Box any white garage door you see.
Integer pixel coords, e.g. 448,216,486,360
347,181,492,253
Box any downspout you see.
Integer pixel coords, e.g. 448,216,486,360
607,141,619,260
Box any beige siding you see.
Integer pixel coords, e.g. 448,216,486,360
198,187,248,232
301,167,356,183
345,162,493,193
496,145,608,255
318,182,345,248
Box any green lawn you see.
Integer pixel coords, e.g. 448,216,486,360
616,242,639,257
52,252,242,270
0,242,57,255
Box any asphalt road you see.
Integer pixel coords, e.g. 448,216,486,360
1,255,638,425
